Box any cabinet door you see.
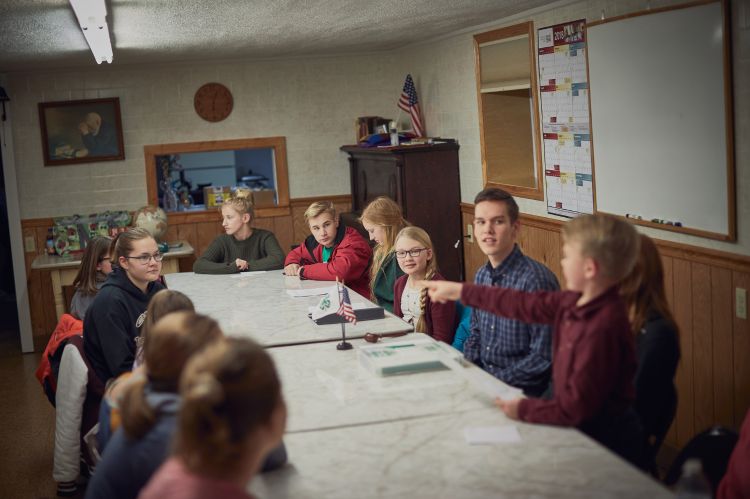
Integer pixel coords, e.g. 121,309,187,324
350,156,402,212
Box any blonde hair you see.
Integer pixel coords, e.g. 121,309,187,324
395,226,438,333
111,228,155,266
222,188,254,223
72,236,111,295
119,312,223,440
304,201,336,223
360,197,409,298
561,214,640,283
134,289,195,366
175,337,283,477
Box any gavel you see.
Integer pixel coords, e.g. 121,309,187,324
363,331,408,343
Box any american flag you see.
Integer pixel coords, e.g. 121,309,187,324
336,286,357,325
398,74,425,137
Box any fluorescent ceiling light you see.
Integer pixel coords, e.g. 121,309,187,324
69,0,113,64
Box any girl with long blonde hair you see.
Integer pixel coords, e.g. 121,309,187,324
392,226,455,344
360,196,409,312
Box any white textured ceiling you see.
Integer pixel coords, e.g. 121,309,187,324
0,0,552,71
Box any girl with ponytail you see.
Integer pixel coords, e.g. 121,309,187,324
86,311,222,499
140,337,287,499
360,196,409,312
392,226,456,344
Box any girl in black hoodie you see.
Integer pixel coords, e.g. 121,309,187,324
83,228,166,383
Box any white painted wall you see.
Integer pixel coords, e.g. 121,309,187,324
5,53,402,218
397,0,750,256
3,0,748,256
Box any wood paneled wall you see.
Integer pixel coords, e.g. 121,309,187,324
461,204,750,449
23,200,749,449
21,195,351,344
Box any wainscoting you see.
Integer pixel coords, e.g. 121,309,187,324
22,201,749,450
20,195,352,346
461,204,750,449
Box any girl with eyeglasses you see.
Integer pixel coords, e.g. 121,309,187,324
83,228,166,384
70,236,113,320
359,196,410,313
392,226,455,344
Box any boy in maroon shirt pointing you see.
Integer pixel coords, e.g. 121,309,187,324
422,214,644,466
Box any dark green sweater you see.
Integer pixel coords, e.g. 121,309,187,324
372,251,404,313
193,229,285,274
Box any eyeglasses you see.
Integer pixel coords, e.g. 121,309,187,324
124,253,164,264
395,248,428,259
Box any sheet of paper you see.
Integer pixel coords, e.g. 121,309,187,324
286,287,333,298
464,426,522,445
230,271,267,278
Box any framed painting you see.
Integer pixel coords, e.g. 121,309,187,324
38,97,125,166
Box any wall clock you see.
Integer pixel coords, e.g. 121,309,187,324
194,83,233,122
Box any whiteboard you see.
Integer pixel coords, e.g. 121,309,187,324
587,1,733,238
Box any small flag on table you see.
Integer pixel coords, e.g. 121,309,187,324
336,286,357,325
398,74,425,138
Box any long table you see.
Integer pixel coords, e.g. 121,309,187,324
254,335,673,498
269,337,520,433
165,270,412,347
165,270,672,498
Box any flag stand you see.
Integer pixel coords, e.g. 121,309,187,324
337,321,352,351
336,279,353,350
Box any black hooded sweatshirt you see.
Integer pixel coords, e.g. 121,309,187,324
83,267,165,383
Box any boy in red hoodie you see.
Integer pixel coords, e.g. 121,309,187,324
284,201,372,298
423,214,644,466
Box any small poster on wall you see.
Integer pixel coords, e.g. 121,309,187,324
537,20,594,218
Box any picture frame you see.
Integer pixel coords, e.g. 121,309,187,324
38,97,125,166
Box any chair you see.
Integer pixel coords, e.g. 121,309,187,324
664,425,739,495
53,335,105,496
641,389,678,476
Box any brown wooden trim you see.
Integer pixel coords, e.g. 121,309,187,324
586,0,717,27
528,20,545,202
460,202,750,272
20,217,55,229
166,205,291,225
143,136,291,213
583,21,598,213
475,21,544,201
600,214,734,242
20,195,351,231
473,22,531,45
484,181,544,201
721,0,736,241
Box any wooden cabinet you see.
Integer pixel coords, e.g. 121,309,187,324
341,143,464,281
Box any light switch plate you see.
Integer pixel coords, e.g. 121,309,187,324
466,224,474,243
24,236,36,253
737,288,747,320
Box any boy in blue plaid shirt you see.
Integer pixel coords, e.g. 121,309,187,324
463,189,559,397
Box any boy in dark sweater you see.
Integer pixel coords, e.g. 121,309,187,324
423,214,644,466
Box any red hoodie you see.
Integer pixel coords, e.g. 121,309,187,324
285,224,372,298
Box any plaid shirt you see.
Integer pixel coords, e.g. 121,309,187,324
463,244,559,394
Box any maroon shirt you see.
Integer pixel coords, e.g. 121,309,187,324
393,273,456,344
461,284,636,429
717,409,750,499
